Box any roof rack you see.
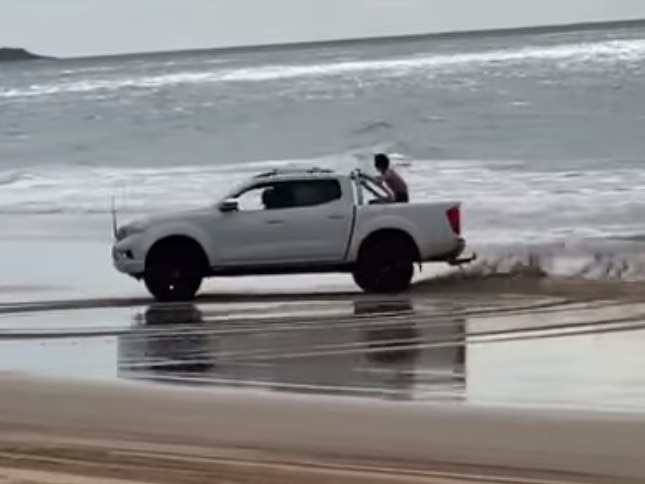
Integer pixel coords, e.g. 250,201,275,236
253,166,335,178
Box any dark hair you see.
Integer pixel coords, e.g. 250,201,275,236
374,153,390,171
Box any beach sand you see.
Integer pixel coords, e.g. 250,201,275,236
4,232,645,482
1,374,645,484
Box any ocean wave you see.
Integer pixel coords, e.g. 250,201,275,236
0,158,352,216
0,171,28,186
2,37,645,99
60,65,119,75
3,157,645,248
353,120,394,135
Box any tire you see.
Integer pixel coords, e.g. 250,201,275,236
144,240,205,302
352,238,414,293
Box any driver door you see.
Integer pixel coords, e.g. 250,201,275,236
212,179,352,266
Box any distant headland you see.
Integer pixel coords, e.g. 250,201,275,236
0,48,51,62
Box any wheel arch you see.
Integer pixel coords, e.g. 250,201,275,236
357,228,421,262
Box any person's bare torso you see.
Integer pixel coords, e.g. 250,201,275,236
381,169,408,196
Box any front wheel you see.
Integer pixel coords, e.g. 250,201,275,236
144,245,204,302
352,242,414,293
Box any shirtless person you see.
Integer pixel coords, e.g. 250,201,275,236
373,153,409,203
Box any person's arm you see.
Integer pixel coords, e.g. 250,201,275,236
372,174,395,200
366,173,386,188
362,173,394,201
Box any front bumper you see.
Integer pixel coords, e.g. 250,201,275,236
112,242,145,276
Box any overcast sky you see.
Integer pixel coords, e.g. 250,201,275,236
3,0,645,58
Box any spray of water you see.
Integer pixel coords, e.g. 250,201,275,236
425,248,645,286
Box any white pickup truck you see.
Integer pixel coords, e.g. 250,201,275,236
111,167,474,302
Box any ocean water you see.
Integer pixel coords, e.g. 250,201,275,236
3,24,645,254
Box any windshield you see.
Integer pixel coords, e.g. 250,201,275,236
224,178,257,200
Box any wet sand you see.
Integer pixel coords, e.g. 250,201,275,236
2,292,645,482
2,372,645,484
4,236,645,481
4,292,645,410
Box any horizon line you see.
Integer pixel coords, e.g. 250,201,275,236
31,16,645,61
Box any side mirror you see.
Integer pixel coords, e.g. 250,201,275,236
219,198,239,213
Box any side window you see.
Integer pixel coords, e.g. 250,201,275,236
235,179,342,211
290,180,341,208
235,182,298,211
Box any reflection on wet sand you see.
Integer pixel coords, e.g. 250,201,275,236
6,286,645,411
117,299,467,401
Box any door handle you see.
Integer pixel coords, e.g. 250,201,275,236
266,219,284,225
329,214,345,220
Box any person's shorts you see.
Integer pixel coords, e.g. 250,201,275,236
394,192,409,203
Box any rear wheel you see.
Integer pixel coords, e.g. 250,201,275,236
144,239,206,302
352,238,414,293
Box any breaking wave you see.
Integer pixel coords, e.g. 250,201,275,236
3,37,645,99
4,153,645,254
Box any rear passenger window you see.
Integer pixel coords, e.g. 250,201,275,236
238,179,342,211
289,180,341,208
261,180,342,210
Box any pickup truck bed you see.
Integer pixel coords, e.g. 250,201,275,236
112,167,474,302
